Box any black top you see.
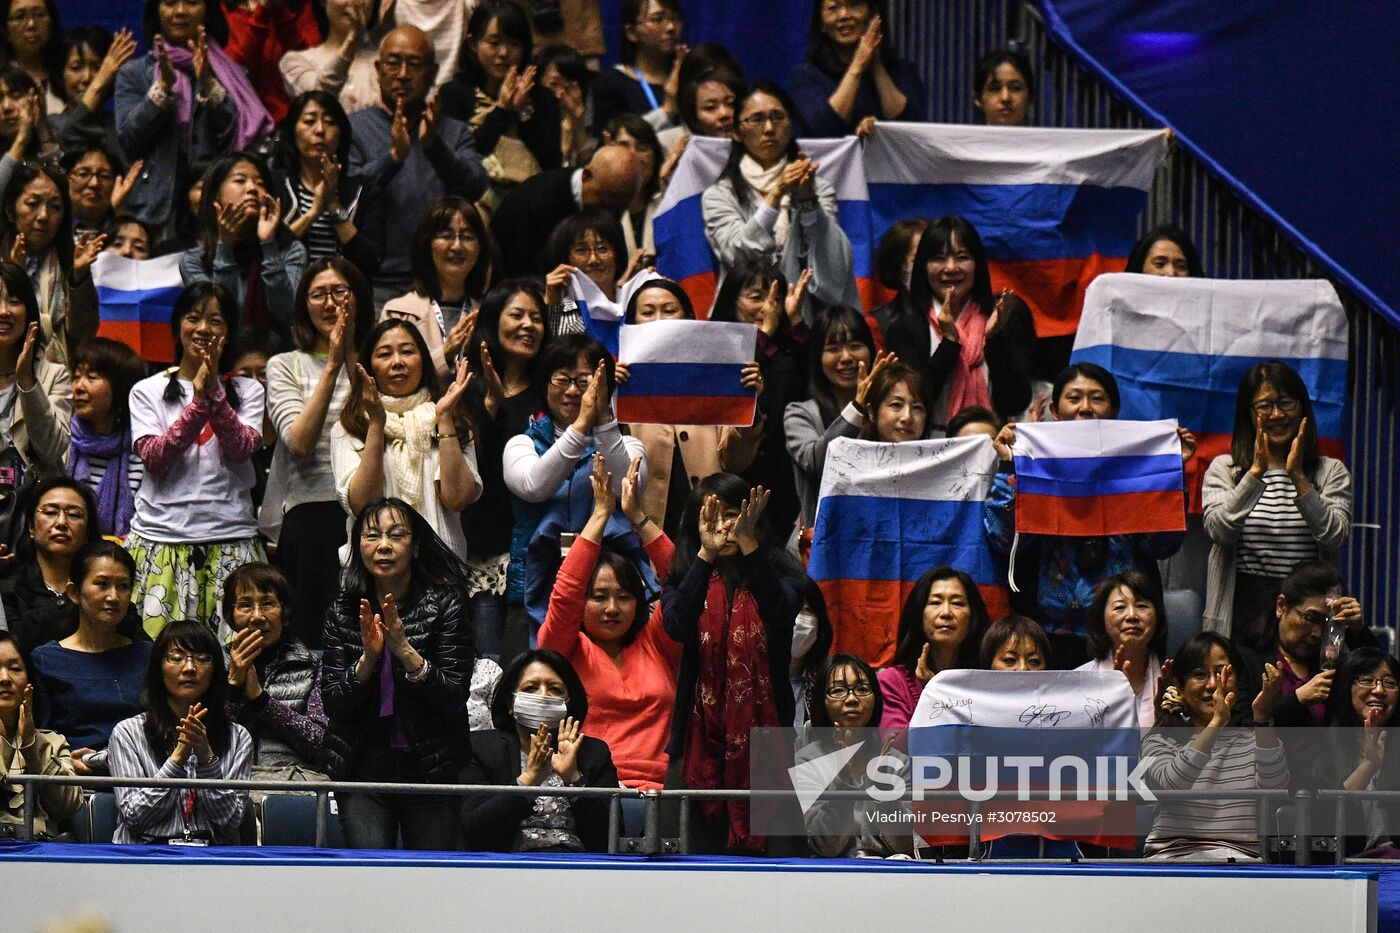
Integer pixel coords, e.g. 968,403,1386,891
463,387,543,557
592,66,665,133
490,167,578,278
438,78,563,175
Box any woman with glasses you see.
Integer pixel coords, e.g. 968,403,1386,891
788,0,925,137
331,318,481,566
264,257,366,645
107,619,251,844
269,90,383,279
11,477,100,623
62,144,137,237
594,0,684,132
1318,647,1400,857
702,81,859,320
383,197,496,382
1203,362,1351,637
27,541,149,777
321,498,475,850
541,209,636,340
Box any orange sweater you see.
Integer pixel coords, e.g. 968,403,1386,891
540,534,681,789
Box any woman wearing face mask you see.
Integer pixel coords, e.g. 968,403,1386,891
262,257,365,643
980,613,1050,671
460,279,549,662
1142,632,1287,860
703,81,859,318
877,565,988,729
796,653,914,858
1203,362,1350,638
383,197,496,383
107,619,252,844
25,542,148,777
1317,648,1400,857
0,629,81,840
1,162,102,367
539,455,678,789
885,215,1034,429
985,363,1192,663
221,562,328,781
278,0,382,117
788,0,925,137
791,578,833,724
663,473,804,854
971,49,1034,127
116,0,273,235
439,0,562,206
270,90,382,277
321,498,475,850
461,648,618,852
66,337,146,538
618,278,764,537
784,307,874,540
126,283,266,636
331,318,482,566
711,261,811,542
180,151,307,340
503,334,649,629
49,26,134,153
1076,573,1169,727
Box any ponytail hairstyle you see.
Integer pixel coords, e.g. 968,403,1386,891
141,620,233,757
166,282,242,411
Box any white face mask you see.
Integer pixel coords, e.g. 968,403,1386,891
512,692,568,731
792,611,819,659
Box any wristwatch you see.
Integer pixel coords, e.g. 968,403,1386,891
327,203,352,224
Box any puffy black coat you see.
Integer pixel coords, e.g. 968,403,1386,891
321,582,475,780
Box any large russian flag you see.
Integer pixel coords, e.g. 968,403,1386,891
1069,273,1348,509
653,135,873,316
92,252,182,363
1013,419,1187,537
808,436,1010,667
862,124,1167,338
614,319,758,426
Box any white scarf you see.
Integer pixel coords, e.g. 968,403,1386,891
740,153,792,249
380,389,436,510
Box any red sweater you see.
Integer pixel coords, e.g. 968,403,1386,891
540,534,681,789
222,1,321,123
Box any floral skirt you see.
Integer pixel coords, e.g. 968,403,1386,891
126,533,266,639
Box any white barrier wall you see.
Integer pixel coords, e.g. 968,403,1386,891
4,852,1378,933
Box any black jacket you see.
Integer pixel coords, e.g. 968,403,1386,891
884,295,1035,426
438,78,563,175
320,582,475,780
460,729,618,853
490,167,578,277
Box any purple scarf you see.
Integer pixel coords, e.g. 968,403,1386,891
67,417,134,537
159,41,273,151
377,649,410,751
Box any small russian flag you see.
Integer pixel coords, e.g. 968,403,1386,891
567,267,663,357
614,319,758,427
92,252,183,364
1013,419,1187,538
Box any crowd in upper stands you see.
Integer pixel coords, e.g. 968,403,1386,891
0,0,1386,863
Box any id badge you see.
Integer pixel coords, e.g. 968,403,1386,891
169,837,210,847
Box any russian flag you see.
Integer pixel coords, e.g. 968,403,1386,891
1013,419,1187,538
808,436,1010,667
92,252,182,364
863,124,1167,338
653,135,874,316
567,267,663,357
1069,274,1348,510
614,319,758,426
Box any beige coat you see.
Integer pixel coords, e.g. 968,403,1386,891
1201,454,1352,637
381,291,464,384
1,728,82,837
14,357,71,479
627,418,764,526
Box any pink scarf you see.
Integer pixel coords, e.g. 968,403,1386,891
931,300,993,416
159,42,273,151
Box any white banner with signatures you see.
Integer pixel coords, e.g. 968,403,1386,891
910,669,1138,730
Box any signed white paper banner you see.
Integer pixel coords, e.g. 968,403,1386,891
910,669,1138,730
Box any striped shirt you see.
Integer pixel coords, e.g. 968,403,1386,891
288,176,341,262
76,451,145,501
1235,469,1319,577
1142,728,1289,858
106,713,252,845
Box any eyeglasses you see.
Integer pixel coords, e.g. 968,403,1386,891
637,11,682,26
1185,667,1229,684
433,231,479,246
1251,398,1299,415
164,651,215,667
825,683,875,699
1292,609,1330,627
549,372,592,390
37,505,87,521
362,528,411,543
234,599,281,614
8,9,50,24
1356,676,1400,691
70,168,114,185
308,285,352,305
738,111,790,130
570,242,614,259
